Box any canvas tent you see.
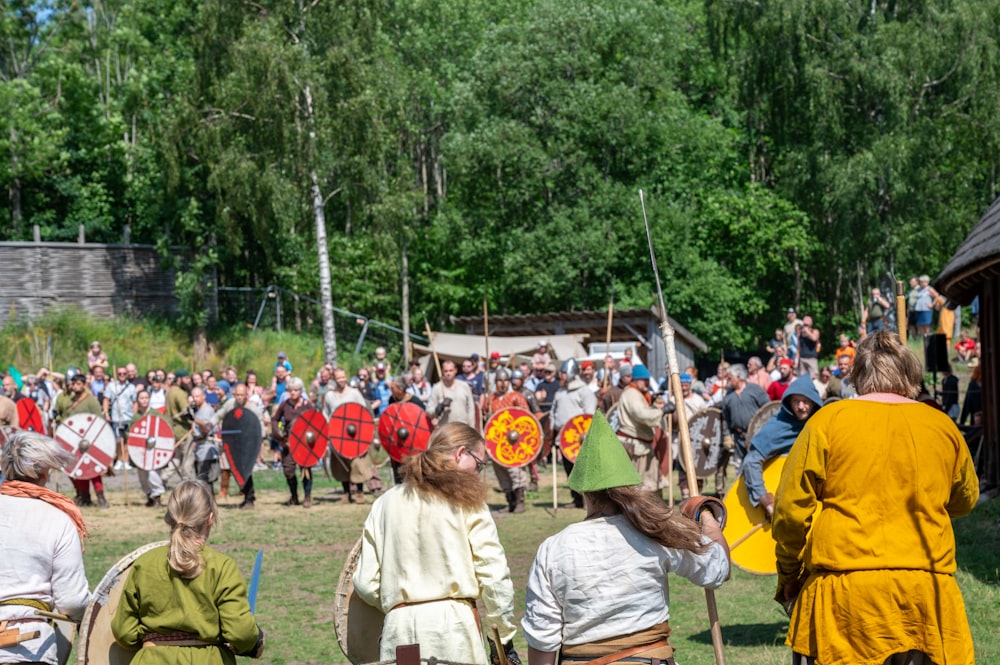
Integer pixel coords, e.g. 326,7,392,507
411,332,588,381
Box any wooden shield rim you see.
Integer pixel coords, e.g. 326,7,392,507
328,402,376,459
483,407,543,468
77,540,169,665
126,413,175,471
557,413,593,464
687,407,722,479
377,402,432,463
334,537,385,665
289,409,329,467
746,400,783,443
221,407,262,489
57,414,116,480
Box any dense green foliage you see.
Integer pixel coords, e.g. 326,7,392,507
2,0,997,350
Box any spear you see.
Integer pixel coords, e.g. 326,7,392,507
602,281,615,390
423,314,443,383
895,280,907,345
640,189,726,665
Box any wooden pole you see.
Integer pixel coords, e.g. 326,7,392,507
641,189,726,665
423,315,443,382
603,285,614,390
895,280,907,345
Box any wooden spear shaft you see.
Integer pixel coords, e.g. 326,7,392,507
640,189,726,665
895,280,907,345
603,283,614,389
423,316,443,383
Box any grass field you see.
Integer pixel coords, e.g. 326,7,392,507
72,460,999,665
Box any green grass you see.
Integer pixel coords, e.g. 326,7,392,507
76,463,999,665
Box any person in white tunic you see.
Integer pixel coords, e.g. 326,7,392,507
522,411,730,665
426,360,477,427
0,431,91,665
353,422,520,665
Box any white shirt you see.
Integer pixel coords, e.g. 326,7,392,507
0,494,91,665
522,514,729,652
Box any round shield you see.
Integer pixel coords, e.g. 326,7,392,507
377,402,432,463
687,407,723,479
484,407,543,468
721,455,827,576
289,409,329,467
77,540,169,665
328,402,376,459
746,400,783,443
126,413,175,471
557,413,593,464
16,397,45,433
55,414,116,480
334,537,385,665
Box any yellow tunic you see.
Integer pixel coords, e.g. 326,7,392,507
353,484,516,664
773,399,978,665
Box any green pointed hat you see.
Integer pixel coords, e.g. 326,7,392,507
568,410,642,492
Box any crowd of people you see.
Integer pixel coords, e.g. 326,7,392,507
0,320,978,665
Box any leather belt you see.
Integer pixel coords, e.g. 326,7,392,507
142,631,218,648
560,639,673,665
616,430,653,444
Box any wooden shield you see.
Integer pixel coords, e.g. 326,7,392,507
221,407,262,490
289,409,328,467
328,402,376,459
77,540,168,665
16,397,45,433
377,402,432,463
484,407,543,468
557,413,593,464
747,400,783,442
126,413,175,471
55,414,116,480
687,407,723,479
334,537,385,665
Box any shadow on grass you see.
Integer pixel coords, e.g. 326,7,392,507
955,495,1000,585
684,621,788,647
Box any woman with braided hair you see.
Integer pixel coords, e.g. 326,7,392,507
112,480,265,664
353,422,520,665
0,431,91,664
522,411,730,665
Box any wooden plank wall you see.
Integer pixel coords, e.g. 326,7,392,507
0,242,178,325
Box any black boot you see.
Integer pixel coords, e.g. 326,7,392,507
283,477,300,506
512,487,526,514
96,492,109,509
505,491,516,513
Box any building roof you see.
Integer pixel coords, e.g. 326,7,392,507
450,307,708,353
936,195,1000,303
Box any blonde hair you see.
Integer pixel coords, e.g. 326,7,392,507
850,331,922,398
401,422,488,510
164,480,217,579
586,486,709,553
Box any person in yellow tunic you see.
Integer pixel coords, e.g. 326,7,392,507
112,479,265,665
772,331,979,665
353,422,520,665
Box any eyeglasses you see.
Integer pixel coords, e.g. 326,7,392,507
465,448,488,473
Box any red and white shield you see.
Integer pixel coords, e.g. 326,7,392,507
127,413,176,470
558,413,593,464
56,414,117,480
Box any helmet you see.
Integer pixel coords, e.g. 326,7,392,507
511,369,525,381
348,376,361,389
560,358,580,381
495,368,510,383
66,366,85,383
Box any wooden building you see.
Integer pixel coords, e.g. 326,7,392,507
450,306,708,377
936,197,999,491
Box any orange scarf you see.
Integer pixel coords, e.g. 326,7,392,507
0,480,89,547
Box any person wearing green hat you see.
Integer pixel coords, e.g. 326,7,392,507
522,411,730,665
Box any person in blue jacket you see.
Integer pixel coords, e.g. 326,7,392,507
742,374,822,517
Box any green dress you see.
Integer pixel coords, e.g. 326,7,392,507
111,545,262,665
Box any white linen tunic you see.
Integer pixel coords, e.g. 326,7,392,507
353,484,516,664
522,514,729,653
0,494,91,665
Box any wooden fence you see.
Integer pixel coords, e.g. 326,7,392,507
0,240,177,325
